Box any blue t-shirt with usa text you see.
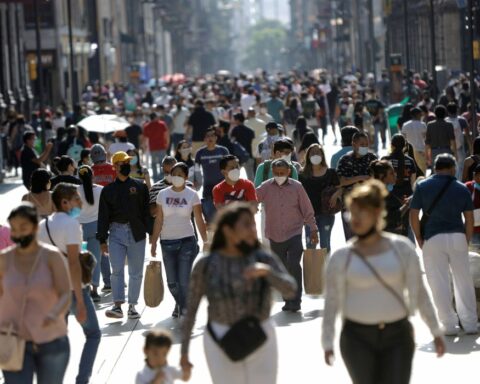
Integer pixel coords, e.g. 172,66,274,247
195,145,229,198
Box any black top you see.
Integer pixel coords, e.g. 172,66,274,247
50,175,82,189
381,153,416,197
125,124,142,148
217,136,235,154
20,146,39,188
299,169,340,215
188,108,216,141
231,124,255,156
97,177,151,243
425,119,455,148
336,151,378,192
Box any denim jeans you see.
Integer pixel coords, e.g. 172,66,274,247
70,288,101,384
108,222,146,305
82,221,111,287
201,197,217,224
305,214,335,252
160,236,199,311
2,336,70,384
150,150,166,181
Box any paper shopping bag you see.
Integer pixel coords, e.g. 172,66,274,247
303,248,328,295
144,260,164,308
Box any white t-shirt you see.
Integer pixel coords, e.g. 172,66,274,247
170,107,190,134
38,212,83,254
109,141,135,155
156,186,200,240
445,116,464,149
401,119,427,152
135,364,182,384
77,185,103,224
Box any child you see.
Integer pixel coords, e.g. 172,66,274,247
136,329,190,384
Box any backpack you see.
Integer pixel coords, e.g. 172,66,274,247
262,160,295,183
67,139,84,162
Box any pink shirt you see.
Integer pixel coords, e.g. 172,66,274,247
0,226,13,251
256,178,317,243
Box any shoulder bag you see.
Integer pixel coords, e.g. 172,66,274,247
320,170,342,215
0,250,41,371
45,218,96,285
419,178,454,238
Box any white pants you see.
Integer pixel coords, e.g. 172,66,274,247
204,319,278,384
423,233,478,330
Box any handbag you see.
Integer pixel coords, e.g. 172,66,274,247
0,251,41,371
143,260,164,308
45,218,97,284
419,178,454,238
321,186,342,215
303,248,328,295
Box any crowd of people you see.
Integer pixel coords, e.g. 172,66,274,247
0,68,478,384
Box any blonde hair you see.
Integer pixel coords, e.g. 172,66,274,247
346,179,388,229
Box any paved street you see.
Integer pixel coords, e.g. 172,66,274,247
0,136,479,384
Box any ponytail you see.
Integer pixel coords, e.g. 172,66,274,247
78,165,94,205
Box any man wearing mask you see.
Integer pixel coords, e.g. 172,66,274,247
330,126,359,169
245,107,266,162
143,112,170,181
256,159,318,312
108,130,135,158
336,131,377,239
231,113,255,180
212,155,258,209
255,139,298,187
266,89,285,123
97,151,150,319
257,121,283,163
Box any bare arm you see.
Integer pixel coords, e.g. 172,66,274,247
193,204,208,242
409,209,423,248
464,210,474,244
66,244,86,323
150,204,164,255
32,142,53,165
47,251,72,320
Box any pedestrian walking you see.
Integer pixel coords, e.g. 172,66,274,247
0,204,72,384
97,151,150,319
174,141,194,181
170,97,190,151
151,162,207,317
330,126,359,169
425,105,456,168
462,136,480,182
410,154,479,335
22,168,55,219
180,203,297,384
256,122,282,163
20,131,53,190
446,102,469,179
230,113,255,180
90,144,116,187
77,166,111,302
186,99,216,156
108,130,135,157
322,180,445,384
401,107,427,175
299,144,342,252
127,149,152,190
50,156,82,189
256,159,318,311
143,113,170,181
465,164,480,252
38,183,101,384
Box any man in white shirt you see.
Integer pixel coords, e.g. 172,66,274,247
245,108,266,160
38,182,101,384
169,97,190,150
240,88,256,114
446,102,469,179
108,130,135,158
401,107,428,175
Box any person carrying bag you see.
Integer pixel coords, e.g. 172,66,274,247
144,260,165,308
303,247,328,295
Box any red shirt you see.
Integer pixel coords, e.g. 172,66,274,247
466,181,480,232
212,179,258,206
143,120,168,151
92,162,117,186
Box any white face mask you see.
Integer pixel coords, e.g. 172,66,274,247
310,155,322,165
179,148,192,157
281,153,292,162
165,174,172,184
227,168,241,182
357,146,369,156
171,176,185,188
274,176,287,185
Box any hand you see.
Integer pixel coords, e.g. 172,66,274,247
244,262,272,280
434,336,446,357
180,355,193,381
152,370,165,384
310,231,319,246
75,301,87,324
100,243,109,255
42,313,57,327
45,142,54,150
151,241,157,257
324,350,335,366
329,194,339,209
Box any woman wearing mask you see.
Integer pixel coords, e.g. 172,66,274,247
296,132,320,166
175,140,195,181
127,149,152,190
151,162,208,317
322,180,445,384
0,203,71,384
22,169,55,219
299,144,342,252
77,166,111,302
50,156,81,189
180,203,297,384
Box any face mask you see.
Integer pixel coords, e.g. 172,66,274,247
281,153,292,162
68,206,82,219
179,148,192,157
11,234,35,248
260,108,267,114
130,157,138,166
386,183,394,192
357,146,369,156
356,226,377,240
165,174,172,184
269,134,279,140
310,155,322,165
236,240,260,256
475,182,480,190
119,163,131,177
274,176,287,185
228,168,241,182
171,176,185,188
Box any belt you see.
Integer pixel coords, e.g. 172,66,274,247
344,317,408,330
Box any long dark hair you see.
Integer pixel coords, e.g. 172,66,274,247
78,165,94,205
295,116,309,141
298,132,320,153
301,143,328,178
210,203,255,253
391,134,406,185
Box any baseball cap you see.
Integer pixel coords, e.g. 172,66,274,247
112,151,133,164
90,144,107,163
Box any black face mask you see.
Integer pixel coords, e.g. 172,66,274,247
11,234,35,248
356,226,377,240
236,240,260,256
119,163,131,177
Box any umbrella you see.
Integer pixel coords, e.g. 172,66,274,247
386,97,410,136
77,115,130,134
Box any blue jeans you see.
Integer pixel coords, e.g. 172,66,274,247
108,223,146,305
70,288,101,384
201,197,217,224
82,221,111,287
151,150,166,181
305,214,335,252
2,336,70,384
160,236,199,311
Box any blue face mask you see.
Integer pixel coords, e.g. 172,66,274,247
475,182,480,191
130,157,138,166
386,183,394,192
68,206,82,219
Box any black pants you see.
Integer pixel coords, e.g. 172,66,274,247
340,318,415,384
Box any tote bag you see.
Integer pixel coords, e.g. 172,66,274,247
303,248,328,295
143,261,164,308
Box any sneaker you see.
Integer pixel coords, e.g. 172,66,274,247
90,291,101,303
128,305,141,319
101,285,112,293
281,303,291,312
172,304,180,318
106,305,123,319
